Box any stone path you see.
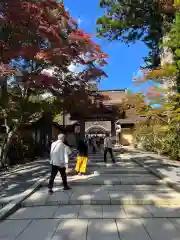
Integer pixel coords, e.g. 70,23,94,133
0,160,50,205
128,147,180,183
1,151,180,239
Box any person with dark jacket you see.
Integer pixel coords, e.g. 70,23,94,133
75,140,88,175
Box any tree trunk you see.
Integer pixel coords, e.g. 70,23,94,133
0,124,20,167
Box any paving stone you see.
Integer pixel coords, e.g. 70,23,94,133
78,205,103,219
99,185,115,191
53,205,81,219
116,219,151,240
120,178,158,185
90,168,149,174
124,205,152,218
114,185,138,191
102,205,127,219
148,192,180,205
119,174,154,178
67,176,122,185
71,186,102,194
151,191,180,199
69,193,92,204
0,219,31,240
52,219,88,240
87,219,120,240
109,191,127,204
123,191,153,204
146,205,180,218
91,191,110,204
22,188,49,206
16,219,60,240
9,206,58,219
125,191,147,198
3,150,180,239
155,188,180,194
141,218,180,240
169,218,180,232
134,185,169,191
46,190,72,205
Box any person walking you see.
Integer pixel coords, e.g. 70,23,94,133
48,134,71,194
92,137,97,154
75,140,88,176
104,133,115,163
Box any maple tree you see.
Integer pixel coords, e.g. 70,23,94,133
0,0,108,166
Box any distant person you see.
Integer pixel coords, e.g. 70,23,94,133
104,133,115,163
97,137,101,150
48,134,71,194
85,135,89,145
92,137,97,153
75,140,88,175
88,137,92,151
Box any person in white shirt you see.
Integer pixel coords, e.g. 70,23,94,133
104,133,115,163
48,134,71,194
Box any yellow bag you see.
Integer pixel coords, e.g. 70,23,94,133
75,156,88,173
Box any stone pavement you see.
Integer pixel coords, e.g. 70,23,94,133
127,147,180,183
1,151,180,239
0,159,50,206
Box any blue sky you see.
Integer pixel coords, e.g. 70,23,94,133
65,0,149,91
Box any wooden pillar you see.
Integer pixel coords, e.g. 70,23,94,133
111,120,116,138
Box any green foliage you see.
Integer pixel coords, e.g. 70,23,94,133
163,12,180,92
134,122,180,160
97,0,174,68
53,114,62,124
7,134,38,165
119,93,150,115
132,92,180,160
98,1,180,160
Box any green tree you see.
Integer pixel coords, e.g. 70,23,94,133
97,0,174,68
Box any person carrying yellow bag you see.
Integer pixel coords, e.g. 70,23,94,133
75,140,88,176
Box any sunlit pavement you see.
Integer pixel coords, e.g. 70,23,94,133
0,160,50,205
1,150,180,239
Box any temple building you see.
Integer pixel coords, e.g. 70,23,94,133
58,89,145,147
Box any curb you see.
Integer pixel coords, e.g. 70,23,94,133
132,158,180,193
0,173,50,221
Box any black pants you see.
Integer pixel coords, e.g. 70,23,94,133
104,148,115,163
48,165,68,190
92,145,96,153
